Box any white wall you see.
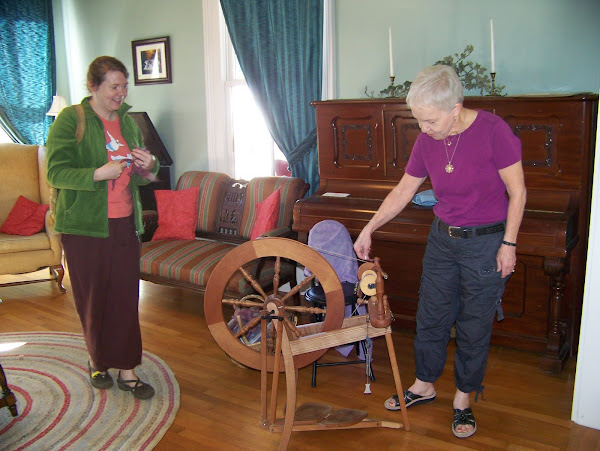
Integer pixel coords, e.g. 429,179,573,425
572,100,600,430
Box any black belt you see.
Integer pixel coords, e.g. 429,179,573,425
438,219,505,239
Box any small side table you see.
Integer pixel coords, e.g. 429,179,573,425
0,362,18,417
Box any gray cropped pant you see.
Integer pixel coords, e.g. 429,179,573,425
414,217,508,394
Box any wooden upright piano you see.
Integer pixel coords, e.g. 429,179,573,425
292,95,598,373
129,112,173,211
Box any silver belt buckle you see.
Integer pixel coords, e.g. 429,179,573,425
448,226,462,238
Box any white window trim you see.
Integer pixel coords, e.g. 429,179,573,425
322,0,336,100
202,0,336,174
202,0,231,174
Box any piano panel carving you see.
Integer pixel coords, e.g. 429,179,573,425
386,111,420,171
293,95,598,373
513,123,556,169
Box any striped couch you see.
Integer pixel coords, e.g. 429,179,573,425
140,171,309,295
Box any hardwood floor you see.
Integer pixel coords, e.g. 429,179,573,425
1,270,599,450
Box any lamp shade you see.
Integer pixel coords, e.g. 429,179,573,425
46,95,68,117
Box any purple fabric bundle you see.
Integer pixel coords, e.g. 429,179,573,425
306,219,358,284
127,158,159,182
306,220,371,359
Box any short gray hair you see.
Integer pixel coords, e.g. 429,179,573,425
406,65,464,112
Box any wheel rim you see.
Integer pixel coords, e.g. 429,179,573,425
204,237,345,370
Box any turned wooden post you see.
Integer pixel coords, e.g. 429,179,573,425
539,257,570,373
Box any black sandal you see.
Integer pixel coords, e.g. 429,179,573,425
87,361,113,390
117,372,155,400
384,390,436,411
452,407,477,438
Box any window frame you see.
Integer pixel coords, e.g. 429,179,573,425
202,0,336,176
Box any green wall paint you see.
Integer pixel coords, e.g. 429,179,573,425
54,0,599,181
336,0,600,98
54,0,208,182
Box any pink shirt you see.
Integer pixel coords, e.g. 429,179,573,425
406,110,521,226
99,116,133,218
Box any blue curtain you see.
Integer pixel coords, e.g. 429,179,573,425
0,0,56,145
220,0,322,196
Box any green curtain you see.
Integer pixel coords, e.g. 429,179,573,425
220,0,322,196
0,0,56,145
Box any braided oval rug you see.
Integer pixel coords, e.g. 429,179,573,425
0,332,180,451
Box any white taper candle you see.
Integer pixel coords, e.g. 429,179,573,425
490,18,496,73
388,27,394,78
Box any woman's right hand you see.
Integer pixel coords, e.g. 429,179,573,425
93,160,127,182
354,230,373,261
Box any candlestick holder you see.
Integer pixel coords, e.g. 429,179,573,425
367,75,410,98
489,72,501,96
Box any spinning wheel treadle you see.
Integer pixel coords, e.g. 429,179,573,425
204,237,346,371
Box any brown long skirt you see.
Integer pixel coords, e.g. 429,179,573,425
61,215,142,371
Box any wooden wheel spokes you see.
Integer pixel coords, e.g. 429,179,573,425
222,273,304,350
280,274,315,304
239,266,268,299
223,280,305,342
235,306,300,343
282,315,301,339
204,237,346,371
279,305,327,315
273,256,281,296
222,298,264,308
235,314,263,339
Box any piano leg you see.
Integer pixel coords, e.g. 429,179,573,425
539,257,570,373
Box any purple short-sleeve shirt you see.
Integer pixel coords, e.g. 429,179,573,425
405,110,521,226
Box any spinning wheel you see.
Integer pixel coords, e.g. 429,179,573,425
204,237,346,371
205,237,409,449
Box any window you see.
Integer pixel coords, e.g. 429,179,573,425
0,127,13,144
224,32,287,180
203,0,335,179
203,0,286,180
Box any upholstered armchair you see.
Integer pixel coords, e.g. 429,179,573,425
0,143,65,292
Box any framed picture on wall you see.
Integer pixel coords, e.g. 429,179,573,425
131,36,172,85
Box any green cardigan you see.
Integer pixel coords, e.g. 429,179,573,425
46,97,160,238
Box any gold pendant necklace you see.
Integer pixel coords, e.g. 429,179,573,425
443,133,461,173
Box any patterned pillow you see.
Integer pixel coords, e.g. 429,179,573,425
0,195,49,236
152,187,200,241
250,189,280,240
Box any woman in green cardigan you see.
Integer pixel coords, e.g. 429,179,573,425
47,56,159,400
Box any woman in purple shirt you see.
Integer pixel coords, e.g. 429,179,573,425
354,65,526,438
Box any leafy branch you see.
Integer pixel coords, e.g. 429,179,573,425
365,44,505,98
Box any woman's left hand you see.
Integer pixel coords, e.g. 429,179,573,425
131,147,155,171
496,244,517,278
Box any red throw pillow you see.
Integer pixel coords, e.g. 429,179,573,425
151,187,200,241
0,195,49,236
250,189,281,240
